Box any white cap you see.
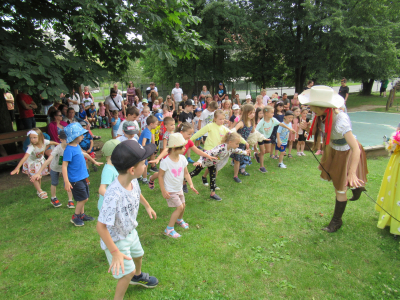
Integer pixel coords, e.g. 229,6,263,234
245,94,251,99
232,104,240,110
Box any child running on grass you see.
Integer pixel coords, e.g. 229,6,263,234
111,110,121,139
30,130,102,208
11,128,58,199
255,106,296,173
62,123,95,226
159,133,199,238
159,117,175,153
148,122,217,191
231,104,256,183
287,107,300,158
190,131,250,201
297,108,310,156
96,140,158,300
276,111,294,169
138,115,158,184
190,110,249,188
98,139,120,211
193,108,203,149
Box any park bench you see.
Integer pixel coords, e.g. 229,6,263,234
15,113,49,131
0,126,47,164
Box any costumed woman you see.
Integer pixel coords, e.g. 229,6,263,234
376,130,400,239
299,86,368,233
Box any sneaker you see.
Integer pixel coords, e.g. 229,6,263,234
150,166,158,172
259,167,267,173
182,184,188,193
67,201,75,209
315,150,322,155
233,176,242,183
215,186,220,190
278,163,287,168
51,198,62,208
301,152,306,156
130,272,159,288
239,171,250,176
254,153,260,163
187,157,195,163
142,178,149,184
297,152,302,157
202,176,209,186
71,214,84,226
80,213,95,221
210,194,222,201
138,176,143,182
197,146,203,150
148,180,155,190
92,164,98,172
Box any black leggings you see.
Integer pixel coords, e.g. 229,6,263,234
190,165,217,192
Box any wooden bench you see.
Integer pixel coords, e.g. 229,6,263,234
15,113,49,131
0,127,47,164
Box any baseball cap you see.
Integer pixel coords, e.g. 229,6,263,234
154,113,164,122
245,94,251,99
185,100,193,107
112,140,156,171
142,99,148,103
59,130,67,140
123,121,139,135
219,82,223,85
195,108,202,113
84,92,89,95
285,110,294,116
232,104,240,110
102,139,120,157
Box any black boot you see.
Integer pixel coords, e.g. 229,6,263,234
349,187,366,201
322,199,347,233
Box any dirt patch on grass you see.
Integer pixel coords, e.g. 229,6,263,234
347,105,386,112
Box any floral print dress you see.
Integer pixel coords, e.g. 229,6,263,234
231,123,253,167
197,143,248,171
22,140,51,176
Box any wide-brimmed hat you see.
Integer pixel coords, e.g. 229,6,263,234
102,139,120,157
299,85,344,108
64,123,88,143
167,133,188,148
232,104,240,110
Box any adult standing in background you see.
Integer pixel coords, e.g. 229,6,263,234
113,83,122,96
4,92,15,127
198,85,210,105
261,89,270,106
126,81,136,107
16,89,37,129
380,79,389,97
233,93,242,107
105,88,125,120
81,86,94,102
304,80,314,91
171,82,183,106
146,82,158,111
68,88,81,116
338,78,349,103
40,91,52,115
216,83,226,102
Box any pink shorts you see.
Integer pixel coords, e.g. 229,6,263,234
166,190,185,207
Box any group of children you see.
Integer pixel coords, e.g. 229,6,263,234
10,94,320,300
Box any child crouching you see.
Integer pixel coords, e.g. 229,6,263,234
158,133,199,238
96,140,158,300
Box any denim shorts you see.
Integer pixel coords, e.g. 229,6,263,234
70,179,89,201
104,229,144,279
50,169,61,186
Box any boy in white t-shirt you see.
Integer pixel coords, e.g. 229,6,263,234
158,133,198,238
97,140,158,299
193,108,202,149
139,106,151,131
116,121,139,142
198,100,218,144
117,106,140,138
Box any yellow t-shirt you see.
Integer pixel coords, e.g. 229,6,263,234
151,125,160,142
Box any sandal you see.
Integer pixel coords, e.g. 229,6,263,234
273,155,279,159
37,191,48,199
288,154,293,158
93,146,101,151
269,154,274,158
164,228,181,238
176,220,189,229
239,171,250,176
93,136,101,140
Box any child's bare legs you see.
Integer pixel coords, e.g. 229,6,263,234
186,148,191,159
203,168,209,180
149,172,158,182
259,144,265,168
233,160,240,177
278,151,284,164
32,178,43,194
296,141,300,153
300,141,305,153
142,164,148,180
168,204,185,227
75,199,88,215
51,185,73,200
114,270,136,300
288,140,293,154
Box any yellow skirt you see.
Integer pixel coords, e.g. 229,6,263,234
376,150,400,235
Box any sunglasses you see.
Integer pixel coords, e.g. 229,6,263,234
56,114,62,116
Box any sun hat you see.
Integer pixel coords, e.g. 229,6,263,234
167,133,188,148
112,140,156,171
154,113,164,122
232,104,240,110
142,99,148,103
64,122,88,143
245,94,251,99
59,130,67,140
299,85,344,108
102,139,120,157
123,121,140,135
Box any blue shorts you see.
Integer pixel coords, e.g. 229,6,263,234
275,144,287,152
104,229,144,279
70,179,90,201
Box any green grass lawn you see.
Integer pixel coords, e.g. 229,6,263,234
1,128,400,299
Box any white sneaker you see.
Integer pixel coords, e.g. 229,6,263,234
297,152,302,156
278,163,287,168
301,152,306,156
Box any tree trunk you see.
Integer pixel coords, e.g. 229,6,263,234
0,90,14,134
361,79,374,95
294,66,307,94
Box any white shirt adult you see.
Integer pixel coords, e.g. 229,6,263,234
262,95,270,106
105,93,125,118
68,92,81,113
171,84,183,104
